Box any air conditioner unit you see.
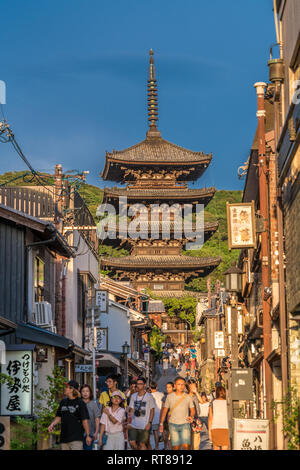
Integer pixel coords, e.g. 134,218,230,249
33,302,56,333
33,301,53,326
44,324,57,334
132,351,139,361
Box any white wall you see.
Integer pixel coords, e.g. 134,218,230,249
99,302,131,353
65,231,98,347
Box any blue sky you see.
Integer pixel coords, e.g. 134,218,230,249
1,0,276,190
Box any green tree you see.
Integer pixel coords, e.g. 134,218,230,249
0,372,14,386
35,366,66,440
272,386,300,450
162,296,197,330
149,326,166,360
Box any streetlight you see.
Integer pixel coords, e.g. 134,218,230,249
223,262,243,421
223,262,243,368
223,261,243,294
122,341,130,388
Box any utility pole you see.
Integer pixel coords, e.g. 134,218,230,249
92,304,97,400
254,82,273,448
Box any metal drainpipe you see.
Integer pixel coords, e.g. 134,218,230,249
254,82,274,448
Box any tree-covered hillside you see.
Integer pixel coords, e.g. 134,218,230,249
0,171,242,291
185,190,242,291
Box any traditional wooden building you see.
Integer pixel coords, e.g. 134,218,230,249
100,50,221,296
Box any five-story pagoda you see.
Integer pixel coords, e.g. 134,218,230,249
100,50,221,296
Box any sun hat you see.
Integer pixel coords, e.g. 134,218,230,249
111,390,125,400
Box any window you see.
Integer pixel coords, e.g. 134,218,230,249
34,257,45,302
77,271,95,323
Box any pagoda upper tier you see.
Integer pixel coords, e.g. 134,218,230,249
101,127,212,184
103,186,215,205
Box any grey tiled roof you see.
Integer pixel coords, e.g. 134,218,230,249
105,134,212,163
101,255,221,268
104,186,215,200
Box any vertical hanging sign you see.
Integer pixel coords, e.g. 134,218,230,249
95,289,108,312
227,201,256,250
1,350,33,416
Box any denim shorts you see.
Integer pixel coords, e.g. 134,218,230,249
169,423,191,447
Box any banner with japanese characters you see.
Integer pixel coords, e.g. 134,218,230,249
1,350,33,416
233,418,269,450
226,201,256,250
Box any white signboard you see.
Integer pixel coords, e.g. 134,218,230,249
95,289,108,312
227,202,256,250
290,339,300,365
233,418,269,450
1,350,33,416
214,331,224,349
75,364,93,373
144,353,150,362
96,328,107,351
217,349,225,357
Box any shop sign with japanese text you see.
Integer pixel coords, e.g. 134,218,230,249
233,418,269,450
214,331,224,349
227,201,256,250
1,350,33,416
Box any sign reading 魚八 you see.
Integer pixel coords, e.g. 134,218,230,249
233,418,269,450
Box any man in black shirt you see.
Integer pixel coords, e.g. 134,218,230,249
48,380,92,450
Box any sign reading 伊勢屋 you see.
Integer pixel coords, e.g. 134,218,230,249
233,418,269,450
1,350,33,416
226,201,256,250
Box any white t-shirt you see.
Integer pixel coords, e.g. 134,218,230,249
199,402,210,417
129,392,155,430
151,391,164,425
211,400,229,430
100,407,125,434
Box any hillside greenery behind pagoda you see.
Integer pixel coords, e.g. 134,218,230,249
0,171,242,291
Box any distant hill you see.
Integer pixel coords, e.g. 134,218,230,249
0,170,104,218
0,171,242,291
185,189,242,292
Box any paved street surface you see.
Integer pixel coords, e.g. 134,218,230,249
149,362,212,450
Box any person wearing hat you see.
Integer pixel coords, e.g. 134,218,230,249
99,374,127,409
99,390,126,450
48,380,91,450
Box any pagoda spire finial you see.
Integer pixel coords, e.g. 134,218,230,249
147,49,159,131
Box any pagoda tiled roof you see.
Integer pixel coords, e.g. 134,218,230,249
105,133,212,164
149,290,208,299
101,255,221,269
103,186,215,201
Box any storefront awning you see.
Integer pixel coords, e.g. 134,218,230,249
16,322,73,350
97,352,120,368
0,316,17,337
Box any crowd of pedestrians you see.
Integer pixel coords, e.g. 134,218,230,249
48,365,230,451
162,343,199,379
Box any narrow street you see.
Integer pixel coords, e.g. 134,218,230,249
150,363,212,451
